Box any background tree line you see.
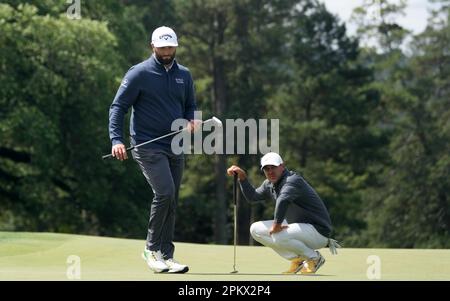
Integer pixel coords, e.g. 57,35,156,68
0,0,448,248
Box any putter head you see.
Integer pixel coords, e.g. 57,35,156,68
230,270,238,274
211,116,223,128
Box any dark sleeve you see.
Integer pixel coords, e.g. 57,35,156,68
183,72,197,121
108,67,141,145
274,182,299,224
239,178,270,204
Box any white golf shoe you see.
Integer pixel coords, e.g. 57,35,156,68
142,249,169,273
165,258,189,273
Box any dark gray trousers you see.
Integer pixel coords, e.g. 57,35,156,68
132,147,184,260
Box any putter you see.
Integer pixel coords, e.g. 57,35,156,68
102,116,223,159
231,173,238,274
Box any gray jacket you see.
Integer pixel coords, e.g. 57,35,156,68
240,169,333,237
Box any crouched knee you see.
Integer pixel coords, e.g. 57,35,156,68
250,221,266,238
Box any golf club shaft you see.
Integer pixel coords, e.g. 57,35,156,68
102,117,219,160
233,204,237,270
233,173,238,271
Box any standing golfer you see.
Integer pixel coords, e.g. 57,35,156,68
227,152,340,274
109,26,199,273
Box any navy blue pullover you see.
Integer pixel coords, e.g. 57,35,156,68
109,55,197,152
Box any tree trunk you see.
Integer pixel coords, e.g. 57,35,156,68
212,10,228,244
249,203,264,246
214,154,227,244
300,98,312,167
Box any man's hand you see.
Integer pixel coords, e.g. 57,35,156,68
269,223,288,235
226,165,247,181
187,119,202,133
111,143,128,161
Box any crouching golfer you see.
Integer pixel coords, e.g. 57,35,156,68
227,152,340,274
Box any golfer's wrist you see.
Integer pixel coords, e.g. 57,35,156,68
112,138,124,146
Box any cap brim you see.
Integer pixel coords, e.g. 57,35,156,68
260,163,281,170
152,41,178,47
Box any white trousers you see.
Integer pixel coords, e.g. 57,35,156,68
250,220,328,260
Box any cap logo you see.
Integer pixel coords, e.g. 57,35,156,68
160,34,173,40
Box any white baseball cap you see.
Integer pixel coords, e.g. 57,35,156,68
260,152,284,170
151,26,178,47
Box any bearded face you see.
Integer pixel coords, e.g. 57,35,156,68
153,46,177,65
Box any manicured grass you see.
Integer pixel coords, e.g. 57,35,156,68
0,231,449,280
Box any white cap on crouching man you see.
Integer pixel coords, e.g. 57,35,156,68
260,152,283,170
151,26,178,47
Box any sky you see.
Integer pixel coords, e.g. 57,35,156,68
318,0,439,36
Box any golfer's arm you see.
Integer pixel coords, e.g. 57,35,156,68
109,69,140,145
239,179,270,204
273,183,296,224
183,73,197,121
109,104,128,146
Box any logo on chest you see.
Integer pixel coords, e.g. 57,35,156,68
175,78,184,84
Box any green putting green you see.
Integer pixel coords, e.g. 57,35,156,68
0,231,449,280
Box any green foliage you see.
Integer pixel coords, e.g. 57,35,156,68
350,0,411,51
0,3,143,235
356,1,450,248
